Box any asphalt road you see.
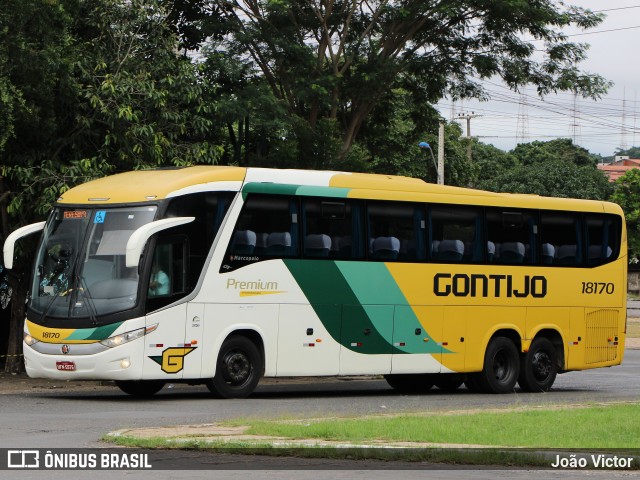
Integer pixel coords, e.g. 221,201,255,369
0,350,638,449
0,350,638,479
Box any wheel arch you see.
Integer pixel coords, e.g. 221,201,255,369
467,326,523,373
205,325,267,378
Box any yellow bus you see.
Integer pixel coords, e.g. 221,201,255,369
3,166,627,397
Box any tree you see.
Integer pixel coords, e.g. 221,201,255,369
206,0,610,161
471,142,518,186
611,169,640,262
0,0,224,372
477,158,612,200
512,138,598,167
3,0,224,220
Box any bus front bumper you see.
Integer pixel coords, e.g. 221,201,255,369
23,341,144,381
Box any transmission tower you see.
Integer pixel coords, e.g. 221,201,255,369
570,93,581,145
516,89,529,145
621,87,629,150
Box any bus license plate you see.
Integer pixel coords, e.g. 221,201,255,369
56,361,76,371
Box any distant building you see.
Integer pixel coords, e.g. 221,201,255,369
597,158,640,182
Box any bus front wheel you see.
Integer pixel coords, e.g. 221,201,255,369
477,336,520,394
206,335,263,399
518,337,558,392
116,380,165,397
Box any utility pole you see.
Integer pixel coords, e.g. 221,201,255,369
438,121,445,185
457,112,479,164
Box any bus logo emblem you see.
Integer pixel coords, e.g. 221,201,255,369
61,345,70,355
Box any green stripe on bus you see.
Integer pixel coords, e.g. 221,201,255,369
336,262,442,354
66,322,124,341
295,186,351,198
242,183,300,197
242,183,351,199
283,259,401,354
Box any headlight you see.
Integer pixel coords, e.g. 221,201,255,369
24,332,39,346
100,324,158,348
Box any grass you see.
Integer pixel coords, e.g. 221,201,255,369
229,403,640,449
105,403,640,467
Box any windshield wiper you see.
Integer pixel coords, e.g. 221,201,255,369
75,275,99,326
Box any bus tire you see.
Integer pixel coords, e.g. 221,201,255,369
206,335,263,399
384,374,434,394
478,336,520,394
116,380,165,397
518,337,558,392
434,374,464,392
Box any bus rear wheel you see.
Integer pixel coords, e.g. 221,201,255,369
116,380,165,397
477,336,520,394
206,335,263,399
384,374,434,394
518,337,558,392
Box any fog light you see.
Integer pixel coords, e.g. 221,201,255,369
120,359,131,369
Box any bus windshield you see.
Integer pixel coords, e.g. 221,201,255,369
30,206,157,320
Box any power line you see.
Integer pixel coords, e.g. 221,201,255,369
593,5,640,13
566,24,640,37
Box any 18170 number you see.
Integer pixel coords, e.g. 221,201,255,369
581,282,614,294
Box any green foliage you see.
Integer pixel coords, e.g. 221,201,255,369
476,158,612,200
512,138,598,166
611,169,640,261
1,0,224,227
75,0,221,169
206,0,610,159
472,142,519,185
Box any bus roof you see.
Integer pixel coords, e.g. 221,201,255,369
56,165,621,215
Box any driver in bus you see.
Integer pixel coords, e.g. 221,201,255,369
148,260,170,297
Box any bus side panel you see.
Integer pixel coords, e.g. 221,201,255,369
184,302,205,378
143,304,187,380
458,306,526,373
391,305,445,374
277,304,340,376
339,305,393,375
200,303,280,378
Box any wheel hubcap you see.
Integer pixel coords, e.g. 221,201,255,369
493,351,510,381
532,351,552,381
222,351,251,385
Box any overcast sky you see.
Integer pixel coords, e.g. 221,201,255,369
436,1,640,157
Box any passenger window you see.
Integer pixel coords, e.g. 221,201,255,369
430,206,482,263
586,215,619,266
223,195,299,271
486,209,537,265
540,213,582,266
164,192,233,289
302,198,364,260
367,202,425,261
